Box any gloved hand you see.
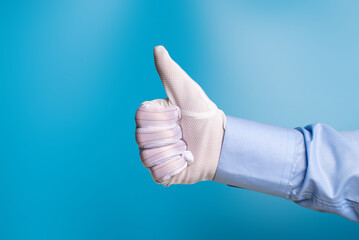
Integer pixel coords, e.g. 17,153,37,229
135,46,226,186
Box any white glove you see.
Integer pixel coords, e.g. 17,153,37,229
135,46,226,186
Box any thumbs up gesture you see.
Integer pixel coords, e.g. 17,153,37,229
135,46,226,186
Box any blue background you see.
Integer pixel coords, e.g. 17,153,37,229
1,0,358,239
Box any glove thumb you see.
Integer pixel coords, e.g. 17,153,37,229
154,46,217,116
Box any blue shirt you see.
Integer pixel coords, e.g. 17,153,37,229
214,116,359,222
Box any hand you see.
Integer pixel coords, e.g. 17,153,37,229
135,46,226,186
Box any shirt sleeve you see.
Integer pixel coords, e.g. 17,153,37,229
214,115,359,222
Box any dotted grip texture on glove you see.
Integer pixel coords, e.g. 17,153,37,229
135,46,226,186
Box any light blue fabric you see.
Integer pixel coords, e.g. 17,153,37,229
214,116,359,222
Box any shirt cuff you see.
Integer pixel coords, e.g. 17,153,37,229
214,115,300,198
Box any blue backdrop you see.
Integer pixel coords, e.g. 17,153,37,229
1,0,358,239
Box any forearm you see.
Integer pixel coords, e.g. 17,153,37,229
214,116,359,222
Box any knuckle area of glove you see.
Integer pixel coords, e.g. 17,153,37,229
135,104,189,183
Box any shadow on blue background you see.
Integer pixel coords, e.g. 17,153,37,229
1,0,358,239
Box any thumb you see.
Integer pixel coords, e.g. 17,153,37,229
154,46,216,114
